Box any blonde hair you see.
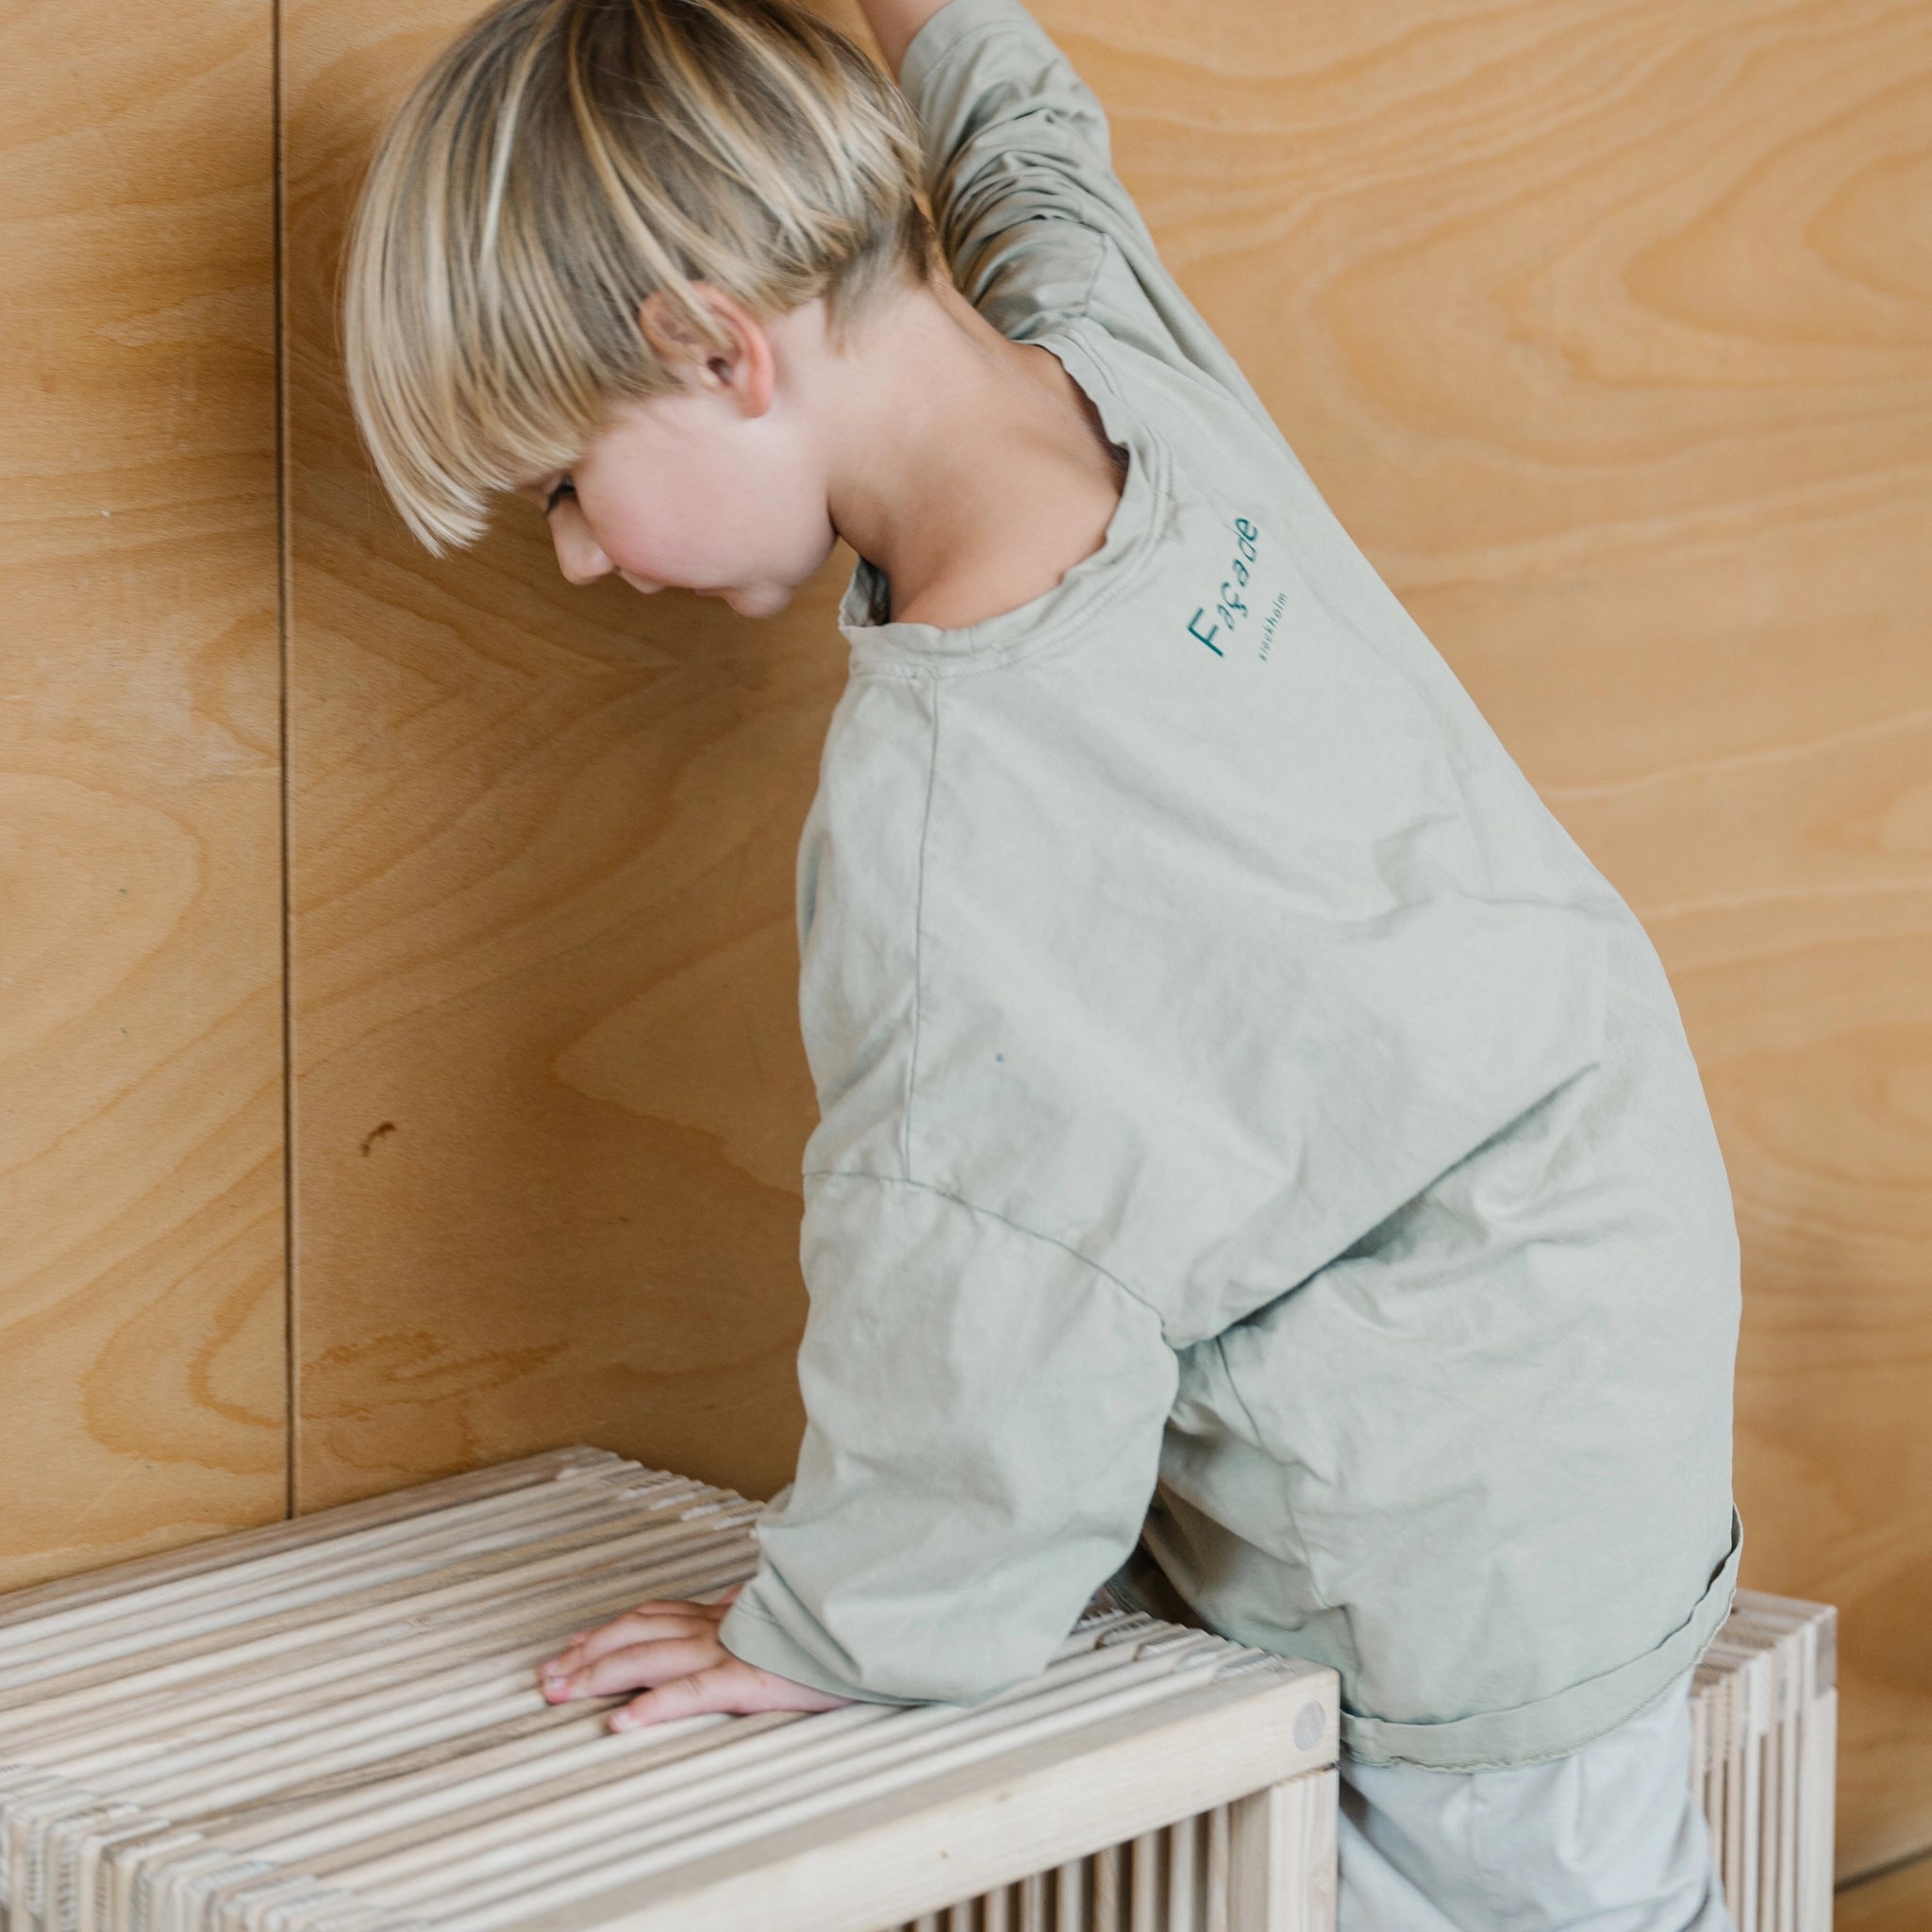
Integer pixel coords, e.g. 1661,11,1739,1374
344,0,934,553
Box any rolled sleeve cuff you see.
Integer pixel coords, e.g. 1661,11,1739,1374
1341,1507,1745,1770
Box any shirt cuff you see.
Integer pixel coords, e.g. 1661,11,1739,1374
717,1593,923,1707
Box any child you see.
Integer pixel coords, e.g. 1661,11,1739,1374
345,1,1743,1924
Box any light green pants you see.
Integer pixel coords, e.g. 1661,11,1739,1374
1339,1673,1734,1932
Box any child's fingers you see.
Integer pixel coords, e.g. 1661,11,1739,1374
545,1634,725,1701
610,1661,750,1728
541,1607,718,1676
626,1596,730,1623
612,1659,851,1730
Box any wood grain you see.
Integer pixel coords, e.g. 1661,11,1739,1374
1228,1770,1338,1932
1838,1849,1932,1932
0,0,287,1588
280,0,858,1510
279,0,1931,1879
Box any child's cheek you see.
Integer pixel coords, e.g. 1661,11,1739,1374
665,500,800,591
601,499,714,588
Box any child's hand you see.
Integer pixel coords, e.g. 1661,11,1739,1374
538,1589,850,1729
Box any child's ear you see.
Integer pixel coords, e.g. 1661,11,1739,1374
637,283,775,419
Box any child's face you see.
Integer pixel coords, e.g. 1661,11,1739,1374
515,291,838,620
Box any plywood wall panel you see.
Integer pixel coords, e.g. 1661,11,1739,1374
281,0,1931,1878
281,0,858,1511
0,0,286,1588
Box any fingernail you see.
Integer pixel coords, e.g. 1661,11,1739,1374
609,1711,633,1731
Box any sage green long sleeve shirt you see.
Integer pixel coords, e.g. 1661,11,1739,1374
717,0,1741,1770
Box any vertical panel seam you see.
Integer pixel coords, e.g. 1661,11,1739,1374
272,0,298,1524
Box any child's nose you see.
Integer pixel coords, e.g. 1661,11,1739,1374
549,512,614,586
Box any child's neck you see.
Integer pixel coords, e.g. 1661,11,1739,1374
819,275,1126,629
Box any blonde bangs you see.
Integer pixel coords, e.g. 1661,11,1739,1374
344,0,934,554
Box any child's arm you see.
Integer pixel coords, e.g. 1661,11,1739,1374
543,1174,1178,1721
861,0,1298,456
714,1173,1179,1706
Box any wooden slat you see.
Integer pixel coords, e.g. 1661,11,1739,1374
0,1450,624,1628
1690,1590,1838,1932
501,1672,1337,1932
1226,1772,1336,1932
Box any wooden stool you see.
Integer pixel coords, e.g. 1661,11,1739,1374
0,1450,1341,1932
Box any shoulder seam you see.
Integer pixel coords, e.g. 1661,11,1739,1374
1080,252,1262,419
801,1167,1166,1328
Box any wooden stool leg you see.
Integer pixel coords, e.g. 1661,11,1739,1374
1225,1769,1337,1932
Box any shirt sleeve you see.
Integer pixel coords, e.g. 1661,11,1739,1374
718,1170,1178,1704
897,0,1294,448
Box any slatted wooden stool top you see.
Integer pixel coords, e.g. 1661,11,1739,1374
0,1450,1341,1932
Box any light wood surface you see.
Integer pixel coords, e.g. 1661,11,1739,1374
1228,1772,1338,1932
514,1681,1336,1932
0,0,286,1589
0,1455,1341,1932
1690,1592,1839,1932
1838,1849,1932,1932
